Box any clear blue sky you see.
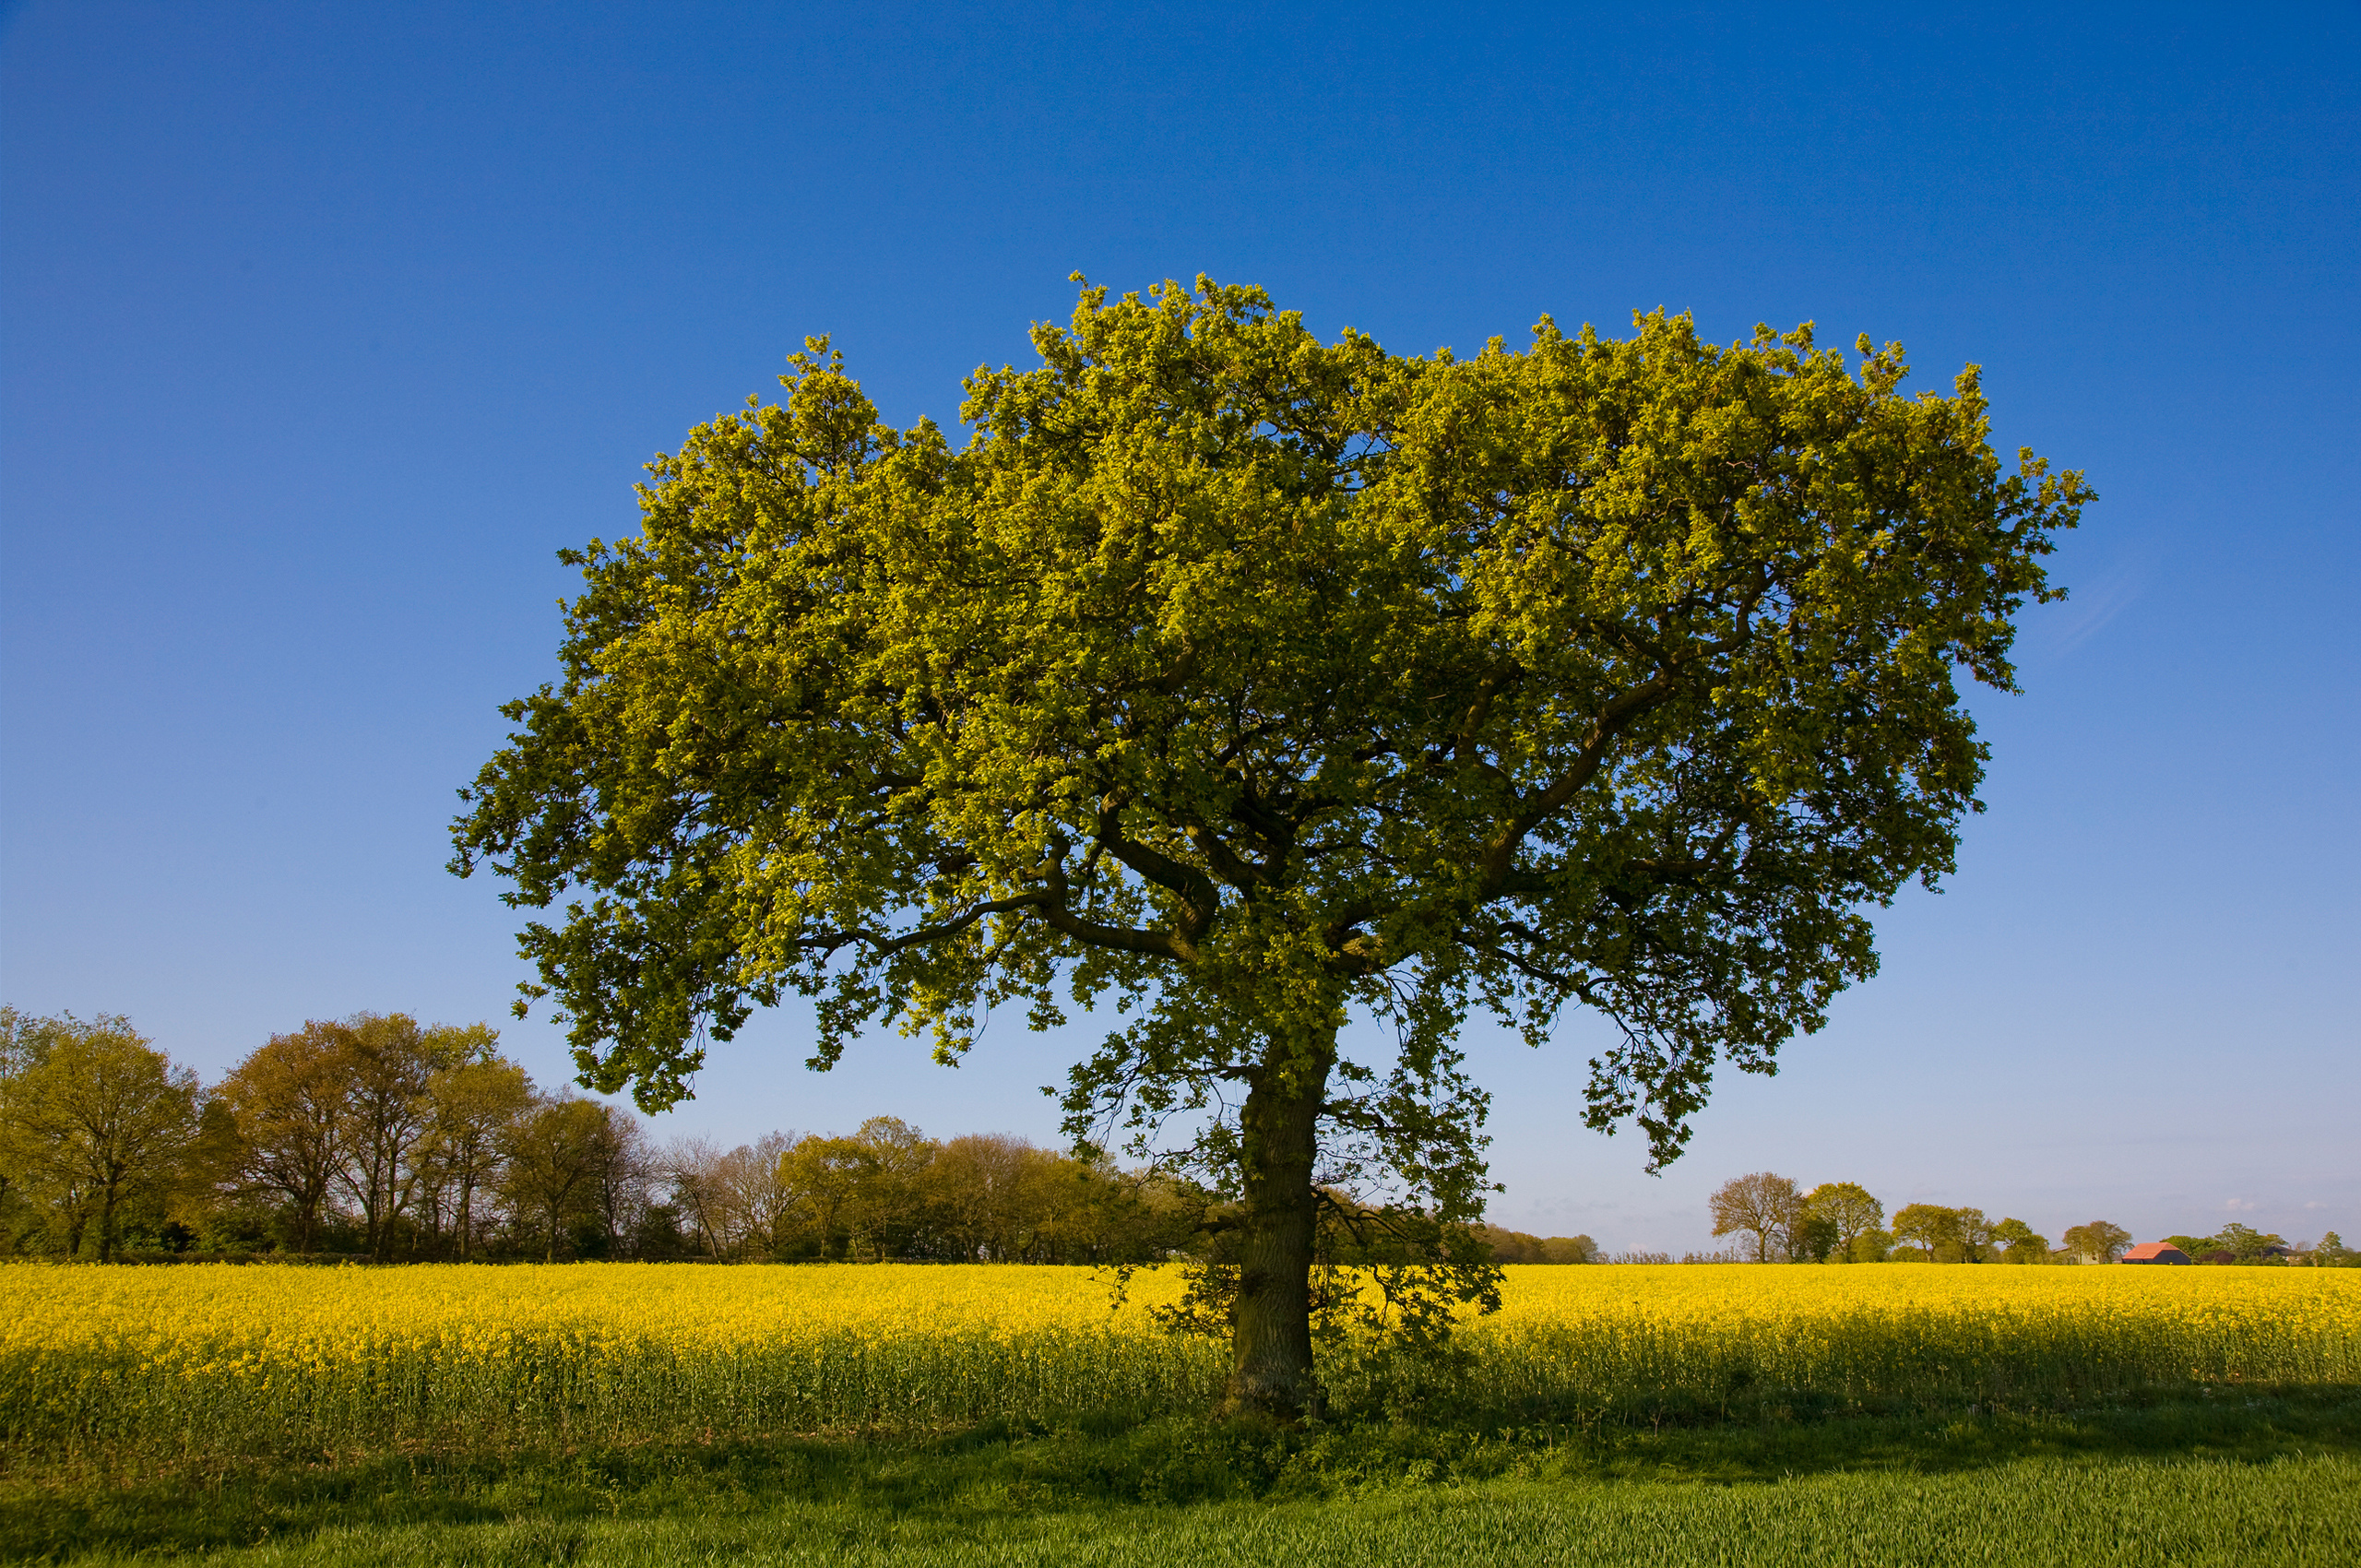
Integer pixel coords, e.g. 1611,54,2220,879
4,3,2354,1254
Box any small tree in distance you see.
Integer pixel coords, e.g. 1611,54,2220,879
2062,1219,2132,1264
1993,1217,2051,1263
1709,1172,1804,1262
1802,1182,1884,1263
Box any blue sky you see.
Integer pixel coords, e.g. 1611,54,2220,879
4,3,2355,1253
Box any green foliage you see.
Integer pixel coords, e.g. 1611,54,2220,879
1994,1218,2052,1264
1789,1213,1840,1263
2062,1220,2132,1264
449,279,2082,1402
1474,1226,1598,1264
2166,1224,2291,1265
0,1014,199,1261
1802,1182,1883,1262
1892,1204,2002,1264
454,278,2082,1144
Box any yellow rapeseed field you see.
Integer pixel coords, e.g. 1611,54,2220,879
2,1263,2353,1462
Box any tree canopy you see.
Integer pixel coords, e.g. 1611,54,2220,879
0,1014,200,1262
452,278,2085,1413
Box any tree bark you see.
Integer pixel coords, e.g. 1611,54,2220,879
1220,1031,1333,1420
98,1167,121,1263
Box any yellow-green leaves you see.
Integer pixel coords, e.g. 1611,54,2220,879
453,280,2085,1179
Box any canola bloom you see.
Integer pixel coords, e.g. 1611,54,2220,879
1,1264,2354,1462
1474,1266,2361,1410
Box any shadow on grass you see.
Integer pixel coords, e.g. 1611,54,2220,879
6,1385,2358,1563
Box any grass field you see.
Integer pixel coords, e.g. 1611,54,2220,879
8,1391,2359,1564
5,1263,2355,1564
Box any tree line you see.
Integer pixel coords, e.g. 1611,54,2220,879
0,1007,1201,1264
0,1007,1608,1267
1707,1171,2353,1265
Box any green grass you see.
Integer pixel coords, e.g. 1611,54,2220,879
15,1459,2355,1567
7,1388,2358,1565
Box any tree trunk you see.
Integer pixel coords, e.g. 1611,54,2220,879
1220,1033,1333,1420
97,1163,122,1263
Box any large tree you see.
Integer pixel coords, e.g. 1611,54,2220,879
452,279,2084,1416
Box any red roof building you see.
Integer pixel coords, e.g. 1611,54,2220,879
2120,1242,2192,1265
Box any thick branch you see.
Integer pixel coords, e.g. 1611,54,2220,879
1095,801,1220,943
1475,671,1680,895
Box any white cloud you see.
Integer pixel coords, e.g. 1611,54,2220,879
2030,558,2150,659
2222,1197,2260,1212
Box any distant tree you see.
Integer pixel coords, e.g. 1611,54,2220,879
662,1133,801,1258
500,1096,612,1261
218,1022,356,1253
928,1133,1062,1262
335,1015,501,1259
1789,1211,1840,1262
1948,1207,2001,1263
662,1137,723,1255
1849,1227,1893,1263
1800,1182,1884,1262
1890,1206,2005,1263
1892,1203,1958,1262
1992,1218,2049,1263
709,1132,800,1256
0,1015,200,1261
1477,1226,1544,1263
2208,1222,2287,1264
0,1006,34,1242
0,1005,72,1078
1477,1227,1601,1264
586,1110,657,1255
1709,1172,1804,1263
173,1099,248,1243
630,1199,695,1260
776,1132,868,1260
841,1116,938,1261
1035,1158,1210,1265
417,1056,534,1259
2061,1220,2132,1265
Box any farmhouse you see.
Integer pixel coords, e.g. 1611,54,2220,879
2120,1242,2192,1265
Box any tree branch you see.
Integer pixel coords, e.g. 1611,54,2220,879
1475,670,1681,895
